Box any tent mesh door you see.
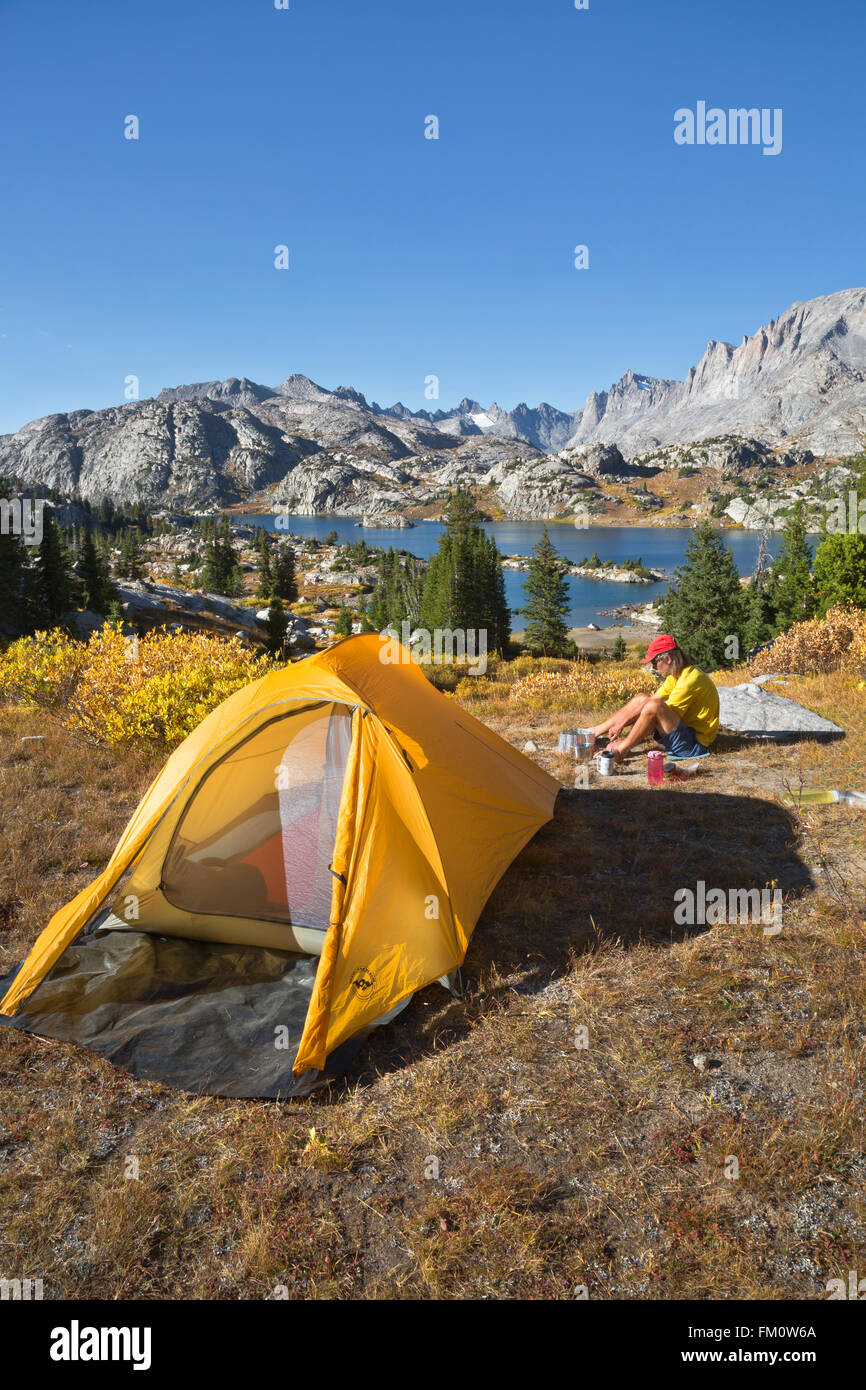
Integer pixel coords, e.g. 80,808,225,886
162,701,354,930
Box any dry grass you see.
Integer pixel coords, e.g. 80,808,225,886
0,661,864,1300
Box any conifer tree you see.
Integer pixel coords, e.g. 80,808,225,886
521,526,570,656
481,529,510,653
200,538,221,592
0,512,27,630
812,532,866,613
265,596,288,655
256,528,273,599
272,545,298,602
764,504,816,632
35,509,76,623
367,585,386,630
79,528,114,613
385,552,424,629
201,521,241,595
742,578,776,654
418,488,510,651
658,520,746,669
117,527,145,580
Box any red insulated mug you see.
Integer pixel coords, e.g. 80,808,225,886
647,750,664,786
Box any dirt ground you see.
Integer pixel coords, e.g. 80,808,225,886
555,622,659,651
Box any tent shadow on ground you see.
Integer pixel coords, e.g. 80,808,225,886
350,786,812,1089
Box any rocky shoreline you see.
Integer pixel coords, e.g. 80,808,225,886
501,555,668,583
597,600,662,626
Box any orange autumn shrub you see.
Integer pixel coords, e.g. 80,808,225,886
748,606,866,677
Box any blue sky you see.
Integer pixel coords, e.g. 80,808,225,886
1,0,863,434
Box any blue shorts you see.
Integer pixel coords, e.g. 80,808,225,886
656,721,710,760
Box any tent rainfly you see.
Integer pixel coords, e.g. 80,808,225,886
0,634,559,1097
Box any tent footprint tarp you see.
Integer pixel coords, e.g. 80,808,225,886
0,933,358,1099
0,634,559,1097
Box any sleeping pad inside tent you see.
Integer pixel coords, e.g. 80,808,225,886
0,633,560,1097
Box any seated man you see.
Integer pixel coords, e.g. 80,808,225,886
590,633,719,762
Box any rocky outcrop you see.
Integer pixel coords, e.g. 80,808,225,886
718,683,844,738
113,581,265,641
0,401,310,508
723,497,791,529
482,456,597,519
556,442,630,477
502,556,662,582
566,288,866,458
358,509,412,528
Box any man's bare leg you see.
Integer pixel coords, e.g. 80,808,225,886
589,693,651,741
607,697,680,760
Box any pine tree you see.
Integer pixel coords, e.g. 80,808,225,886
117,527,145,580
386,553,424,630
0,514,26,630
520,526,570,656
265,596,288,655
482,529,510,653
442,488,480,531
35,510,76,623
256,528,273,599
742,579,776,654
200,539,221,592
812,532,866,613
611,633,627,661
201,522,241,596
658,520,746,669
765,504,816,632
272,546,298,602
334,606,353,637
418,488,510,651
79,529,114,613
367,585,386,630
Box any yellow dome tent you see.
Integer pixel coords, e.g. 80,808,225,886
0,634,559,1095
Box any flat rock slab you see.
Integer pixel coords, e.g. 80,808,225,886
718,682,843,739
115,581,264,641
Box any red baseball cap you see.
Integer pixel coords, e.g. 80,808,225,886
644,634,678,666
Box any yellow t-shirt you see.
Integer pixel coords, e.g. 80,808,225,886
657,665,719,747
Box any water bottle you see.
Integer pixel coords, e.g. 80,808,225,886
647,750,664,786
